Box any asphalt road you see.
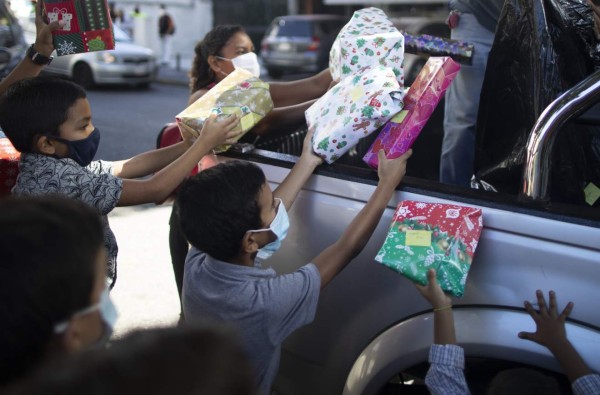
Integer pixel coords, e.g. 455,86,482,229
86,83,189,338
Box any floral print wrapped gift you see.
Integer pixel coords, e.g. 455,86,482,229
329,7,405,85
363,57,460,169
176,68,273,153
375,201,483,297
306,65,403,164
44,0,114,56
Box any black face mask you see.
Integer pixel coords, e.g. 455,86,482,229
48,128,101,167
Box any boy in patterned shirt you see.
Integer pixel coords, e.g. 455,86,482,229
0,76,239,288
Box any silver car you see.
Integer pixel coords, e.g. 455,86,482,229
223,70,600,394
40,25,157,88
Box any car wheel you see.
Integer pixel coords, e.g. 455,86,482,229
267,67,283,79
73,62,95,89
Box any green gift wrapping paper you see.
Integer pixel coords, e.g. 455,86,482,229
375,201,483,297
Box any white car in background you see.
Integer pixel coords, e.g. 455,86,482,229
25,24,157,88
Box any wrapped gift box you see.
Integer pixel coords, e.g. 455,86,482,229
44,0,115,56
176,68,273,153
375,201,483,297
0,137,20,196
363,57,460,168
403,32,474,65
306,65,403,164
329,7,405,85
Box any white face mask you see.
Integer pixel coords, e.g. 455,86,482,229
217,52,261,78
248,198,289,261
54,287,118,348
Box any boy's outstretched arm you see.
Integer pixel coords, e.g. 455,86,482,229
0,0,61,96
272,128,322,210
519,290,594,384
416,269,456,345
418,269,469,395
117,115,239,206
312,149,412,289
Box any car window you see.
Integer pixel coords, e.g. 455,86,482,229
267,19,311,38
317,20,345,36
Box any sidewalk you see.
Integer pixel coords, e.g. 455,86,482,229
108,203,180,338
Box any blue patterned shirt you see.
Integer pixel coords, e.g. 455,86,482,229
13,153,123,287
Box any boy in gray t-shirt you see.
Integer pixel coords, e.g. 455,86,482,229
178,132,412,394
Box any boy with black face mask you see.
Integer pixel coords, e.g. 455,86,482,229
0,76,240,288
177,131,412,394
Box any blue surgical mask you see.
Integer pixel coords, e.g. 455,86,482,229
49,128,101,167
249,198,289,261
54,287,118,348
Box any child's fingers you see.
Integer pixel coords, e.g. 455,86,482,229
523,300,540,320
518,331,537,342
548,290,558,317
218,114,238,128
536,290,548,315
559,301,574,321
426,268,437,286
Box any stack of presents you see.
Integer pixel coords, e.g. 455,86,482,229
1,6,484,295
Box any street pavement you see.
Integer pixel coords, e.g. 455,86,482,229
109,64,187,338
109,202,180,339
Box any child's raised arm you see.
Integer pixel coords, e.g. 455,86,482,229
0,0,62,96
272,128,322,210
415,269,456,345
311,149,411,289
116,115,239,206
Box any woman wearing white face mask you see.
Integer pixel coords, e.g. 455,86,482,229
159,24,335,323
0,196,118,387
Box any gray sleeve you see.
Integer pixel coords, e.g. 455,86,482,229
265,263,321,345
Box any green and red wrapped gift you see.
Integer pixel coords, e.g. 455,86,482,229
44,0,114,56
375,201,483,297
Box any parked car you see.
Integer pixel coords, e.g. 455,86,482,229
217,69,600,394
29,24,157,89
0,0,27,79
260,15,346,78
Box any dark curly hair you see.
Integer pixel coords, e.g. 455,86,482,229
189,25,246,94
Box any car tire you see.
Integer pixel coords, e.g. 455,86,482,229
73,62,95,89
267,67,283,79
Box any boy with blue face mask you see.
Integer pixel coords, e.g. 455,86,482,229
0,196,116,386
0,76,241,288
177,131,412,394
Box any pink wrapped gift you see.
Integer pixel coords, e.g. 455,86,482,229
363,57,460,168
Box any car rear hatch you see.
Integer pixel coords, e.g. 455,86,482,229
262,18,318,65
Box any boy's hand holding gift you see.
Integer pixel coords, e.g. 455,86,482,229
415,268,452,311
377,148,412,190
193,114,240,151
